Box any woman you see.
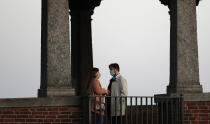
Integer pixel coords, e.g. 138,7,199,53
88,68,110,124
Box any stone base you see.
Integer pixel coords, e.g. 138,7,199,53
167,84,203,94
38,88,76,97
0,96,81,107
155,93,210,101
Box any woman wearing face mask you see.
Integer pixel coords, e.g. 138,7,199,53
88,67,110,124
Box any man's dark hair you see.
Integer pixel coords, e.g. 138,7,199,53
109,63,120,71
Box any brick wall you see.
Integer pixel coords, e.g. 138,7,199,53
0,106,83,124
1,100,210,124
184,101,210,124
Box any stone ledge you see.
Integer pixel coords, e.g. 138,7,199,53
0,96,81,108
155,93,210,101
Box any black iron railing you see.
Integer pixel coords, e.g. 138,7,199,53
88,95,184,124
155,95,184,124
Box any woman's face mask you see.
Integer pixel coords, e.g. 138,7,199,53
110,70,115,76
97,72,101,79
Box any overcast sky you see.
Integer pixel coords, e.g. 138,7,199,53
0,0,209,98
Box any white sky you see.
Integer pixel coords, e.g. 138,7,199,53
0,0,209,98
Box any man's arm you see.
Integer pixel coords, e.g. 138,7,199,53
120,77,128,96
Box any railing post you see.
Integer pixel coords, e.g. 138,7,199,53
151,97,153,124
88,96,91,124
120,97,122,124
166,98,168,124
115,97,117,124
130,97,133,124
170,98,173,124
146,97,148,124
105,96,108,124
94,96,96,124
125,97,128,124
135,97,138,124
156,98,159,124
180,94,184,124
141,97,143,124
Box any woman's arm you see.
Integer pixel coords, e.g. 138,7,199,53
93,80,107,95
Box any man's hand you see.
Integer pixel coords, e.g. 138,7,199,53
106,90,110,96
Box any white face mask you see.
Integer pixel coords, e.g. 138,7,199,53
97,72,101,79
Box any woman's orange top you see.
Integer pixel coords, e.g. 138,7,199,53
89,79,107,115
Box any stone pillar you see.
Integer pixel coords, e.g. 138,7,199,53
38,0,75,97
69,0,101,96
160,0,203,94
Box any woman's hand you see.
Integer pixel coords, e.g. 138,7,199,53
105,90,110,96
102,88,110,95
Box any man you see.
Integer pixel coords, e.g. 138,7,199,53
107,63,128,124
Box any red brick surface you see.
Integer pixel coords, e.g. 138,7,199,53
0,106,82,124
1,101,210,124
184,101,210,124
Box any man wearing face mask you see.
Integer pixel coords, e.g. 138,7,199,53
107,63,128,124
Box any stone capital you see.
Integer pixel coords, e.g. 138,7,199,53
69,0,102,12
69,9,94,19
159,0,201,6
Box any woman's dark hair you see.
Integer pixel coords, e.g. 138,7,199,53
92,67,99,78
87,68,99,94
87,67,99,91
109,63,120,71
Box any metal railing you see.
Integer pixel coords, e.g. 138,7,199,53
88,95,184,124
155,95,184,124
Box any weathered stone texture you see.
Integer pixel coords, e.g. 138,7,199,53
39,0,75,97
167,0,202,94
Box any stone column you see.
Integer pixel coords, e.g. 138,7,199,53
38,0,75,97
160,0,203,94
69,0,101,96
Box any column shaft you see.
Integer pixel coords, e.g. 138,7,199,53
167,0,203,94
70,10,93,95
69,0,101,96
38,0,75,97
